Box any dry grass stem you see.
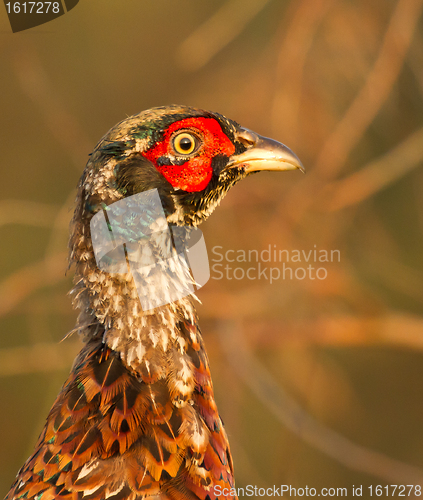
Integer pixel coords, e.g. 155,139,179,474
176,0,272,71
324,125,423,210
219,321,423,485
0,200,61,228
0,252,68,318
0,340,81,377
314,0,423,179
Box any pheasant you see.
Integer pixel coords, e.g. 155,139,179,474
5,105,303,500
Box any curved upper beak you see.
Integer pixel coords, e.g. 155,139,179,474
226,128,305,174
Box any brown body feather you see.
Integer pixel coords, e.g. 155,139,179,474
6,325,236,500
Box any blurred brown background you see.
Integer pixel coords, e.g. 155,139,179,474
1,0,423,496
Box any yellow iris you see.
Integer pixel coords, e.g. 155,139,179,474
173,132,197,155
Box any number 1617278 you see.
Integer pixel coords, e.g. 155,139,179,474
367,485,421,496
5,2,61,14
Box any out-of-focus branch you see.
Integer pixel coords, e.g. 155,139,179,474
1,313,422,377
0,252,68,318
239,313,423,350
314,0,423,179
175,0,271,71
323,125,423,211
0,200,62,228
0,340,80,377
12,45,93,171
408,32,423,107
44,189,76,259
270,0,335,147
219,321,423,485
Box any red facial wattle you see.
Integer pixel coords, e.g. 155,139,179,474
143,117,235,192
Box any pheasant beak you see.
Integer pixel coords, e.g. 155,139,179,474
226,128,305,173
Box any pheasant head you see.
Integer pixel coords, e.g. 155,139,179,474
69,105,302,369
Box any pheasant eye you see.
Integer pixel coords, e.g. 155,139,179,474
173,132,198,155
